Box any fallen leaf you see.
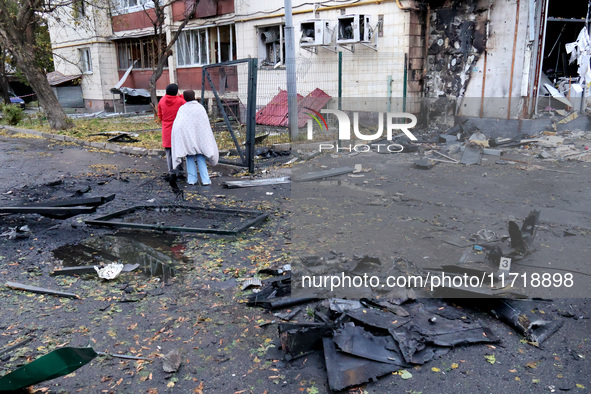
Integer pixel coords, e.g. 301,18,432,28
400,370,412,379
431,367,441,372
525,361,539,369
451,363,459,369
576,384,585,389
484,354,496,364
194,381,204,393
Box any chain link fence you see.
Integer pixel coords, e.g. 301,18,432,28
202,52,406,170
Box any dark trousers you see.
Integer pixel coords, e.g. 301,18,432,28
165,148,185,175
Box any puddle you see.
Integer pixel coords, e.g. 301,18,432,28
52,231,188,282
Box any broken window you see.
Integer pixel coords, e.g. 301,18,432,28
116,36,166,70
79,48,92,73
176,28,209,67
176,24,236,67
258,24,285,67
213,24,236,63
112,0,154,15
541,1,591,102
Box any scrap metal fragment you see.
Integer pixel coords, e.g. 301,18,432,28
322,337,400,392
107,133,139,143
508,209,540,253
294,167,355,182
490,299,563,346
0,206,96,219
279,323,332,357
0,347,97,391
96,351,152,361
348,255,382,276
346,308,409,331
333,324,409,366
28,194,116,208
273,307,301,321
222,177,291,188
5,281,79,299
266,297,318,310
360,298,410,317
460,144,482,165
328,298,363,313
389,326,433,364
433,150,459,163
0,337,35,358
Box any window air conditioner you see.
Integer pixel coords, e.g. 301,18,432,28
337,14,372,44
299,20,331,47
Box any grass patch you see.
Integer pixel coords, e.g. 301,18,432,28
13,113,291,151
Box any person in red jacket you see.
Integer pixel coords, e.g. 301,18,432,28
157,84,185,172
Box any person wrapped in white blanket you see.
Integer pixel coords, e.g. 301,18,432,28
171,90,219,186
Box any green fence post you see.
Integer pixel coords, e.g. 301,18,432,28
403,53,408,113
338,51,342,111
246,58,258,173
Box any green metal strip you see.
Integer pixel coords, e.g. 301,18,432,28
0,347,97,391
246,58,258,173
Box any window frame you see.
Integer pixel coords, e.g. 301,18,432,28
79,47,93,74
116,36,166,70
112,0,154,15
257,24,285,68
176,27,210,68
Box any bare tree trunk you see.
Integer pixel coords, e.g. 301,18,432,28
0,44,11,104
0,0,73,130
11,44,73,130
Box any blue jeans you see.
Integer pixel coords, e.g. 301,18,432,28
186,154,211,185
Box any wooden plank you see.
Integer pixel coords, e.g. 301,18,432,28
222,177,291,188
294,167,355,182
5,281,80,299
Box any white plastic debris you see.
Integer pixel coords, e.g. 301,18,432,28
94,263,124,280
241,277,262,291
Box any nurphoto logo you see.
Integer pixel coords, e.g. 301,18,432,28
305,108,418,153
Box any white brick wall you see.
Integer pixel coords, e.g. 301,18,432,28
235,1,410,102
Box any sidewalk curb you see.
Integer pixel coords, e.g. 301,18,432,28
0,125,165,157
0,125,245,174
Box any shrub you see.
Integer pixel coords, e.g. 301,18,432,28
0,103,25,126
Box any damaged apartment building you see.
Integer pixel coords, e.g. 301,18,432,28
47,0,590,121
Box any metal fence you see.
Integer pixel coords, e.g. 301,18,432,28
201,52,406,171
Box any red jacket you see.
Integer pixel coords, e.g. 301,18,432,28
157,95,185,147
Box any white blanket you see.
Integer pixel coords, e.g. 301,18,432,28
171,101,219,168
